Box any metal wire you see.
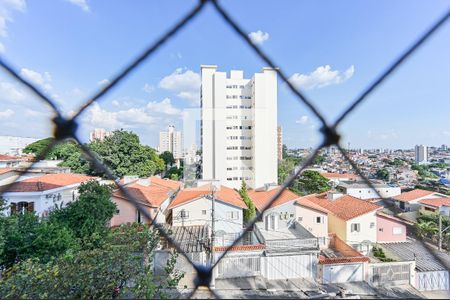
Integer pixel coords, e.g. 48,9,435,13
0,0,449,298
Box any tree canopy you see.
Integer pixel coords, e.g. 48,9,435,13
23,130,165,178
291,170,331,195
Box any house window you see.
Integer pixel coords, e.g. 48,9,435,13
379,228,384,232
136,210,143,223
351,223,360,232
370,222,375,228
316,216,323,224
290,214,294,218
227,211,238,220
115,209,120,214
424,207,435,212
180,210,189,219
393,227,403,235
298,216,303,222
202,210,207,215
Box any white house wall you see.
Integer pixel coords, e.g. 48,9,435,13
171,196,243,234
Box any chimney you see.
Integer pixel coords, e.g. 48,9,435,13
327,191,344,201
123,175,139,185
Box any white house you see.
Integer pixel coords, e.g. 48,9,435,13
1,173,96,216
0,154,24,168
167,184,247,235
337,180,401,200
419,197,450,217
393,189,448,212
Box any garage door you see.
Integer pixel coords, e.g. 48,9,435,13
265,254,316,280
323,263,363,283
417,271,449,291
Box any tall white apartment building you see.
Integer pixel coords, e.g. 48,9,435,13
415,144,428,164
159,125,183,160
201,65,278,189
89,128,112,142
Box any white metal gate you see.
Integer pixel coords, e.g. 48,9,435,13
417,271,450,291
323,263,363,283
217,255,261,278
265,254,316,280
369,262,412,287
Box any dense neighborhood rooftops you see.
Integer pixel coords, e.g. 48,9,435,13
300,193,381,221
321,172,360,180
337,180,393,189
3,173,95,193
113,181,174,208
0,154,23,161
393,189,440,202
167,184,247,209
248,186,300,211
419,197,450,208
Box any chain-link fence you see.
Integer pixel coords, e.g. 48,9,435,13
1,1,450,298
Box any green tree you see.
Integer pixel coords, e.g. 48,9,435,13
239,180,256,223
376,168,390,182
49,180,116,246
90,130,164,177
416,220,438,238
160,151,175,168
292,170,331,195
23,137,54,157
0,224,184,299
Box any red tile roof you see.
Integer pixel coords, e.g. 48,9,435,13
321,172,360,180
301,193,381,221
168,184,247,209
419,198,450,208
0,168,14,175
393,189,436,203
0,154,22,161
113,182,173,208
149,176,181,191
248,187,300,212
296,196,329,214
214,244,265,252
5,173,95,192
376,211,405,224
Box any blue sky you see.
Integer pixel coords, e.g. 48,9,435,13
0,0,449,149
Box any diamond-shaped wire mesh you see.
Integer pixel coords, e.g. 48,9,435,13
1,1,449,298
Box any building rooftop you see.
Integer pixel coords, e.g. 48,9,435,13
393,189,442,202
255,221,315,241
248,186,300,212
419,197,450,208
3,173,95,193
163,225,210,253
168,184,247,209
113,180,175,208
300,193,381,221
337,180,393,189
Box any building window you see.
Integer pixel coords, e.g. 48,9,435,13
180,209,189,219
370,222,375,228
393,227,403,235
136,210,143,223
298,216,303,222
116,209,120,214
290,214,294,218
379,228,384,232
202,210,207,215
316,216,323,224
227,211,238,220
351,223,360,232
424,206,435,212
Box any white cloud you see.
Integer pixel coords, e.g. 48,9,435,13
295,115,309,124
248,30,269,45
0,0,26,38
0,108,14,118
86,98,184,130
20,68,53,92
159,68,200,105
147,98,182,116
66,0,90,12
97,79,110,86
289,65,355,90
142,83,154,94
0,81,26,103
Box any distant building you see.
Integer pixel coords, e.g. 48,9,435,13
415,144,428,164
184,143,199,165
201,65,278,189
277,126,283,161
0,135,38,155
158,125,183,160
336,180,401,200
89,128,112,142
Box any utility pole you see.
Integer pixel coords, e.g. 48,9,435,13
439,214,442,251
210,184,216,289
